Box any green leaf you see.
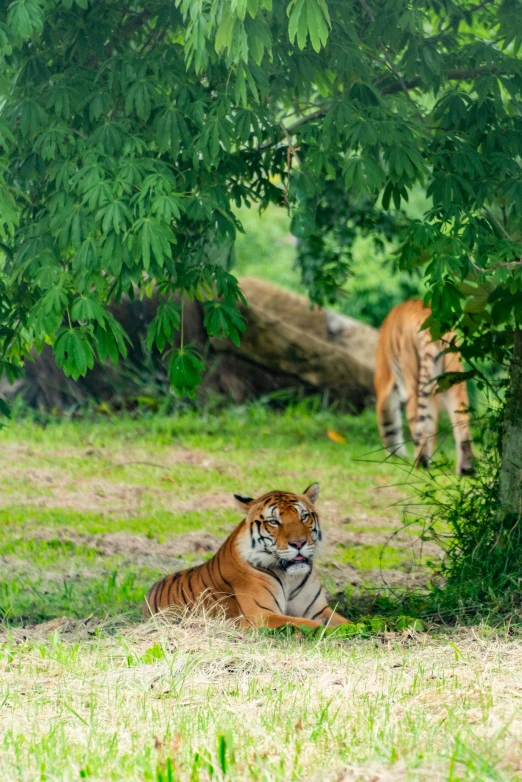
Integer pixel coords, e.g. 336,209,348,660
71,296,107,326
307,0,329,53
288,0,330,51
236,0,248,21
394,616,426,632
288,0,305,46
0,396,11,419
168,344,205,397
155,108,187,158
140,643,165,664
146,300,181,351
94,316,130,364
215,8,236,54
7,0,44,40
40,286,68,316
235,65,247,107
124,79,154,122
54,328,95,381
203,300,246,346
95,324,119,364
19,100,47,138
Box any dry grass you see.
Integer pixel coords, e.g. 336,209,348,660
2,613,522,781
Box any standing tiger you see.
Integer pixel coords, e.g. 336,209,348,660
144,483,349,630
375,299,474,476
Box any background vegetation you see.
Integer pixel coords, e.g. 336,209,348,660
234,202,424,328
1,0,522,776
1,0,521,579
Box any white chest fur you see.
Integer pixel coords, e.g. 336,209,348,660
280,566,326,619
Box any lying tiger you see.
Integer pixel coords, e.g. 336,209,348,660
144,483,349,630
375,299,474,476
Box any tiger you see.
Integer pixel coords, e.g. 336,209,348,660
375,299,475,476
144,482,349,630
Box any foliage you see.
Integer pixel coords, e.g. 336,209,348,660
233,204,304,292
262,614,426,638
331,237,423,327
1,0,522,396
293,186,400,307
2,615,519,781
234,204,424,328
406,406,522,617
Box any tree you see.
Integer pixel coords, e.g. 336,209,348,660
0,0,521,517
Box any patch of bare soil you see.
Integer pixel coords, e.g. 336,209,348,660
319,496,407,525
324,525,442,559
319,562,434,592
318,562,365,589
0,468,235,515
0,479,149,514
0,615,116,645
25,527,222,567
18,514,438,590
0,442,231,469
14,523,435,593
320,514,441,593
0,442,237,514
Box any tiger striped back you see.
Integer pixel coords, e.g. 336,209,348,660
144,483,349,631
374,299,474,476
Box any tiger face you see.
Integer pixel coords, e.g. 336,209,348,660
234,483,322,574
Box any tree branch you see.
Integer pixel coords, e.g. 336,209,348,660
468,254,522,274
258,108,326,150
257,67,506,151
483,206,512,241
382,66,504,95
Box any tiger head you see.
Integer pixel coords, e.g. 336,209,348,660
234,483,322,574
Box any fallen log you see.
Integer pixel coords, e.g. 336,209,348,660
212,278,378,407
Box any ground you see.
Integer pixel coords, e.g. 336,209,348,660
1,406,520,780
0,406,441,627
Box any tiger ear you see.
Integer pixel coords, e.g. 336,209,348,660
234,494,254,511
303,482,320,504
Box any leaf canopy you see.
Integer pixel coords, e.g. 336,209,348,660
0,0,521,393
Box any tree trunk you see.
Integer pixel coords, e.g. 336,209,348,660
498,329,522,523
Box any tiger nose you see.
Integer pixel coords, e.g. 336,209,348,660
289,538,307,550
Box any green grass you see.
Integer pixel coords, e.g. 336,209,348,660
1,406,510,781
335,541,409,571
0,505,237,537
0,405,462,629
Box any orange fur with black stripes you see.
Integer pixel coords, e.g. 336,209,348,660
144,483,349,630
375,299,474,476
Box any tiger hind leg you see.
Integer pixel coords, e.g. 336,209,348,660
376,380,407,458
413,393,438,468
439,348,475,476
440,387,475,476
412,337,439,469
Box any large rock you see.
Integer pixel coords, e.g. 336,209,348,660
0,278,378,410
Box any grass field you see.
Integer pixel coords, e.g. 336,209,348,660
1,407,521,781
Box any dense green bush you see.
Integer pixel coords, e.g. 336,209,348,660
405,405,522,620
